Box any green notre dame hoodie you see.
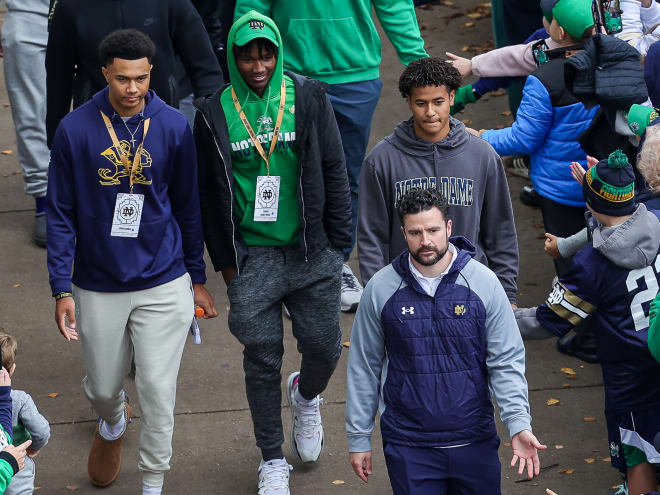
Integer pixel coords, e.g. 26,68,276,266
234,0,428,84
222,12,299,247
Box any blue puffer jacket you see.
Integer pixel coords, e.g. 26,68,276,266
482,47,599,207
380,241,496,446
346,237,532,451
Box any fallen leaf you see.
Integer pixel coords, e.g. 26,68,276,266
501,111,512,116
46,392,59,398
12,284,20,288
583,417,596,422
560,367,576,375
602,457,611,462
2,103,9,107
558,468,575,474
503,442,511,447
580,365,585,368
491,89,506,96
466,12,484,18
555,445,563,449
461,45,470,52
546,398,560,406
584,458,595,463
566,374,577,380
34,488,40,491
12,170,21,175
461,120,472,126
460,22,476,28
562,383,571,388
66,486,78,491
1,150,12,155
443,0,454,5
332,480,345,485
342,341,350,348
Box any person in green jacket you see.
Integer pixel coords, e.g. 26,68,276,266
234,0,428,312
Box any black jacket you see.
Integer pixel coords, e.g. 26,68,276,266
46,0,223,147
193,72,352,273
564,33,647,110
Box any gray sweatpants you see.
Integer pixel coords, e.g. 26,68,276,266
1,5,49,198
5,457,34,495
73,273,193,487
228,246,344,452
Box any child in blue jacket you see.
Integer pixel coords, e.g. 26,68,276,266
468,0,598,277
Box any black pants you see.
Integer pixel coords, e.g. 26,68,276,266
228,245,344,452
540,196,587,277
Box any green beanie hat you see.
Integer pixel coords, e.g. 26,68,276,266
552,0,595,39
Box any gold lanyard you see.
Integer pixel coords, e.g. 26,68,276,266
100,111,151,194
231,78,286,176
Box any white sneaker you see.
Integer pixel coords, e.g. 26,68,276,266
287,372,324,463
258,458,292,495
340,263,363,312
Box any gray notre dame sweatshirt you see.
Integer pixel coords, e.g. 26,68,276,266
357,117,519,303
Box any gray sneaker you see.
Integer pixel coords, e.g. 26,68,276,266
340,264,362,312
34,212,46,248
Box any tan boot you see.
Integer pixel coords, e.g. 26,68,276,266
88,402,132,487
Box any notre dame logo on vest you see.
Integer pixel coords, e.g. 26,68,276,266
98,141,153,186
454,305,466,316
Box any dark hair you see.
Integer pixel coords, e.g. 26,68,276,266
98,29,156,67
399,57,461,98
233,38,279,59
397,187,449,225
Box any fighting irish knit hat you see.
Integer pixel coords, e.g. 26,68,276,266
582,149,636,216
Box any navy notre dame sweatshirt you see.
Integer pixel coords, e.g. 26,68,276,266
46,87,206,295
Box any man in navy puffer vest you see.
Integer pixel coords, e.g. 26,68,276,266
346,187,546,494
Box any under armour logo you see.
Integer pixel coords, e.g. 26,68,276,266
401,307,415,315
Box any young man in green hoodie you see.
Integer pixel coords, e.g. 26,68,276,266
234,0,428,312
194,12,352,495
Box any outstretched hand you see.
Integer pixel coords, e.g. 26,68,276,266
570,155,598,185
510,429,547,479
445,52,473,78
544,233,560,259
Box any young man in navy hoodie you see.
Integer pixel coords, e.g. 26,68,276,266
46,29,218,495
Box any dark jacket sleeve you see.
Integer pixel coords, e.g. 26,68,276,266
193,109,236,272
317,92,352,249
479,145,519,304
171,0,224,98
169,122,207,284
0,388,12,441
46,126,77,295
46,0,77,148
357,156,391,285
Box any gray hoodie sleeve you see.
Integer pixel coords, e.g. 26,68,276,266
482,269,532,438
513,307,556,340
479,148,520,304
357,157,392,285
346,268,395,452
556,228,589,259
13,391,50,451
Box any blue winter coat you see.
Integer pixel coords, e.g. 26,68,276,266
482,49,599,207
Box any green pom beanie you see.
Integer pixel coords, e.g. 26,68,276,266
582,149,636,216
